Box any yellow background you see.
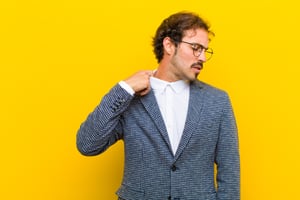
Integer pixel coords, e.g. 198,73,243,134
1,0,300,199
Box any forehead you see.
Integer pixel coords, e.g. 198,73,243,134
183,28,209,44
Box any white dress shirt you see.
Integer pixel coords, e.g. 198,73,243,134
119,78,190,155
150,77,190,154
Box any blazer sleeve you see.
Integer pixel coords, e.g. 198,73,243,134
215,93,240,200
76,84,134,156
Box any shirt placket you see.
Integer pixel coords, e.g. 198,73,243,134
165,84,177,154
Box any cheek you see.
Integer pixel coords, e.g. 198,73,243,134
176,49,192,64
180,53,195,68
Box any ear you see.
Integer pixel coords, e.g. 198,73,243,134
162,37,175,55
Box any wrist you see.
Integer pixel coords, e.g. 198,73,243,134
118,81,135,96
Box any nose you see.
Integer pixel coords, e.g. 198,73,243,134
198,51,206,62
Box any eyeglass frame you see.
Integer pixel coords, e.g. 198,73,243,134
180,40,213,60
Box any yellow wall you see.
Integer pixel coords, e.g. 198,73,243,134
1,0,300,199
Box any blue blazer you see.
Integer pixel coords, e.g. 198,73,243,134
77,80,240,200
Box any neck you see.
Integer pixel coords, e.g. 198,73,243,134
154,61,180,83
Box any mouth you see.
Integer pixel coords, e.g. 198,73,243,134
191,62,203,73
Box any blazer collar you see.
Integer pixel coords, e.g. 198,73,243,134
140,80,206,159
139,90,173,155
174,81,205,160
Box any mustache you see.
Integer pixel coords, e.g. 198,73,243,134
191,61,204,70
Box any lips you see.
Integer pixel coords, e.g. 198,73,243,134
191,62,203,72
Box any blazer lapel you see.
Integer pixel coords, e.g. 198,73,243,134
174,81,205,160
139,90,173,154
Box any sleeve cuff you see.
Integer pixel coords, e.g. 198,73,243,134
118,81,135,96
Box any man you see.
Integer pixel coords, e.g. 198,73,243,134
77,11,240,200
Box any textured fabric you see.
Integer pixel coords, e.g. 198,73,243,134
150,77,190,154
77,80,240,200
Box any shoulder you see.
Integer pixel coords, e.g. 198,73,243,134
193,80,229,98
192,80,233,112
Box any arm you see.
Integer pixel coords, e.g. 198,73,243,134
215,94,240,200
76,84,133,156
76,70,153,156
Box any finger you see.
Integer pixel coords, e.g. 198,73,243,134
137,85,151,96
144,70,154,77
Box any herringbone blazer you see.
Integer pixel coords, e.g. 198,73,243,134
77,80,240,200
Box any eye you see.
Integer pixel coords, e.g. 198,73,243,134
191,44,203,51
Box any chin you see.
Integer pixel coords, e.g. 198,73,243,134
190,73,199,81
181,72,199,82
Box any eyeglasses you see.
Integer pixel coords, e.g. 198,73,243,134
180,41,213,60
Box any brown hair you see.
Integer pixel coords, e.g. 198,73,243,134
152,11,213,63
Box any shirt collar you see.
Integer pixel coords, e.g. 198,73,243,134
150,76,189,94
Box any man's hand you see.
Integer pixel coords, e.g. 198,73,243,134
124,70,153,96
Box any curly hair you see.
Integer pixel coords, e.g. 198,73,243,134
152,11,213,63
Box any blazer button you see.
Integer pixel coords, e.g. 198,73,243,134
171,164,177,171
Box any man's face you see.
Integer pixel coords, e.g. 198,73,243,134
170,28,209,82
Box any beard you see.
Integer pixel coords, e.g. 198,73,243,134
169,51,204,82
